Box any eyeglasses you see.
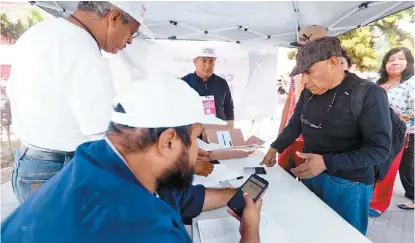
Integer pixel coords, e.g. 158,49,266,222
132,31,140,39
300,85,340,129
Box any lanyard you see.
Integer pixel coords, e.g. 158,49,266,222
69,15,101,55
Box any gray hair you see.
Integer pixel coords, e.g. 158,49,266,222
77,1,135,23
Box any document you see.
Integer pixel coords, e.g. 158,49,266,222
197,139,229,152
193,165,243,188
197,213,288,243
217,131,233,147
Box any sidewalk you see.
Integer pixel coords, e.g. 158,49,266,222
1,174,413,242
367,175,414,243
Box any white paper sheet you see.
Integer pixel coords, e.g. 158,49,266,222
217,131,233,147
193,165,243,188
197,139,229,152
197,214,288,243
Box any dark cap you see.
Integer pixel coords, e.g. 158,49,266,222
289,36,343,77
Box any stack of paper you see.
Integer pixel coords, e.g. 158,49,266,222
193,164,243,188
197,138,261,152
197,139,230,151
197,214,289,243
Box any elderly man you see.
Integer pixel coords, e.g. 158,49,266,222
278,25,328,173
2,77,262,243
262,37,392,235
7,1,151,204
182,47,235,126
181,47,235,176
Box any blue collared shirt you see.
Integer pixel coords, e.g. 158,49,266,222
2,140,205,243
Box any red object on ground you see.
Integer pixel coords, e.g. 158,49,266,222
370,144,405,213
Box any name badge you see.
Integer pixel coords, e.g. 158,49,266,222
201,95,216,117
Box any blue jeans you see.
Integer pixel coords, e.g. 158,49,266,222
302,173,374,235
11,148,72,204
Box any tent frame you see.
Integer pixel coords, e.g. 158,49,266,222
31,1,410,47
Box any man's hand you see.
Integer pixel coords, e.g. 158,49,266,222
260,148,277,167
227,193,262,243
195,161,214,176
291,152,327,179
195,149,214,176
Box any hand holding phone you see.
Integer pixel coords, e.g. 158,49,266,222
227,192,262,239
227,174,268,217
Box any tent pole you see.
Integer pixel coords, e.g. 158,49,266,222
271,31,297,38
34,2,63,13
328,6,360,29
330,25,358,31
361,1,404,27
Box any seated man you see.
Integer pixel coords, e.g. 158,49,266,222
2,77,262,243
262,37,392,235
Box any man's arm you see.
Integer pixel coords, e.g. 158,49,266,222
270,89,305,153
323,85,392,172
227,120,235,129
202,188,236,211
69,58,114,138
223,81,235,122
278,81,293,134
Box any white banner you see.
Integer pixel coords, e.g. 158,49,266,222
105,39,278,121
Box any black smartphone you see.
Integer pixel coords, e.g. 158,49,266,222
243,167,267,175
227,174,269,217
210,160,220,164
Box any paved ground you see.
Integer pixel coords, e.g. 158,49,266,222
366,175,414,243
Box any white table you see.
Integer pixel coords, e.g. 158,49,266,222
192,151,372,243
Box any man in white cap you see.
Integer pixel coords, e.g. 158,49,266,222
7,1,153,204
2,77,263,243
182,47,235,126
181,47,235,177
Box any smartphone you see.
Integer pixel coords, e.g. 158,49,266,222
243,167,267,175
210,160,220,165
227,174,269,217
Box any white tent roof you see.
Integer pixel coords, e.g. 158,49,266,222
32,1,413,47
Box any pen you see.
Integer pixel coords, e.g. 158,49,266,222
219,176,244,184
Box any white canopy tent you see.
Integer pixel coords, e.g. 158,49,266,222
32,1,413,47
29,1,414,124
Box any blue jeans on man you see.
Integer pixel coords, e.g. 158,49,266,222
12,147,72,204
302,173,374,235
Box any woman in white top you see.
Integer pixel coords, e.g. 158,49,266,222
369,47,415,217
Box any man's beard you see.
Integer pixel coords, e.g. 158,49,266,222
157,148,195,190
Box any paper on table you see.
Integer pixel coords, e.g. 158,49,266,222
193,164,243,188
197,139,230,152
197,213,289,243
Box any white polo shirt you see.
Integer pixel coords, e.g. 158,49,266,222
7,18,114,152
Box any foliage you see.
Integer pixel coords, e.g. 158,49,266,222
287,8,414,72
1,8,44,43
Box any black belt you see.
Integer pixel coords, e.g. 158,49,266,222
20,145,74,163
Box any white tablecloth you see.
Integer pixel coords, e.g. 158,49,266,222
192,151,372,243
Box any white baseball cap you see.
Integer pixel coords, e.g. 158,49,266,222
112,76,227,128
109,1,155,39
195,47,217,58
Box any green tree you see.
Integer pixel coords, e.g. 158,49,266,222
287,8,414,72
0,8,44,160
1,8,44,44
339,8,413,71
338,26,378,71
